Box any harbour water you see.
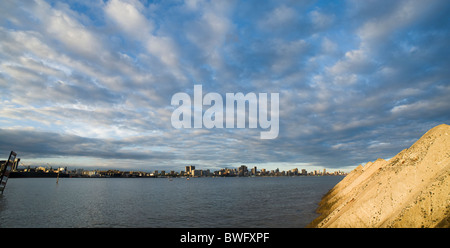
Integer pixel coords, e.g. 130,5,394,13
0,176,343,228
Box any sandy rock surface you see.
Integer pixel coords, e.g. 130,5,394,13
309,124,450,228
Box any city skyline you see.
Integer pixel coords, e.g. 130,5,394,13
13,163,347,178
0,0,449,173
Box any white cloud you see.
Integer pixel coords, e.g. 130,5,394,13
270,39,308,74
357,0,434,49
368,141,391,149
105,0,154,40
261,5,296,29
104,0,183,78
146,36,179,68
321,37,338,55
332,143,345,150
327,49,375,75
0,28,56,62
24,0,104,58
180,1,235,83
184,0,203,10
309,10,334,29
185,5,232,53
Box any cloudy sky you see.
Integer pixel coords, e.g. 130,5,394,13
0,0,449,172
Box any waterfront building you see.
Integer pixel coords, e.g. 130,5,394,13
202,169,211,177
185,165,195,174
251,166,257,176
301,169,307,175
82,170,98,177
239,165,248,177
191,169,202,177
260,168,266,176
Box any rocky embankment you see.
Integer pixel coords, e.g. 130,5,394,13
309,124,450,228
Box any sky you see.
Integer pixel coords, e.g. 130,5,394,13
0,0,449,172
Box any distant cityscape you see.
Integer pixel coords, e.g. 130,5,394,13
9,163,347,178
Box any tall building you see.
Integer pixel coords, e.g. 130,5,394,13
251,166,257,176
239,165,248,176
185,165,195,174
12,158,20,171
301,169,307,175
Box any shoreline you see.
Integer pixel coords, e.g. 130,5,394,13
9,171,345,179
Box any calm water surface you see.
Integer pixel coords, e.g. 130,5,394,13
0,176,342,228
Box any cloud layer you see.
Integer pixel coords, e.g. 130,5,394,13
1,0,449,171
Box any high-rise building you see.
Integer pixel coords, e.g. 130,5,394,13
301,169,307,175
251,166,257,176
239,165,248,176
12,158,20,171
185,165,195,174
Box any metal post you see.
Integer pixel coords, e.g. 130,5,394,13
0,151,17,194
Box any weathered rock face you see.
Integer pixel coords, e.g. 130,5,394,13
309,124,450,228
